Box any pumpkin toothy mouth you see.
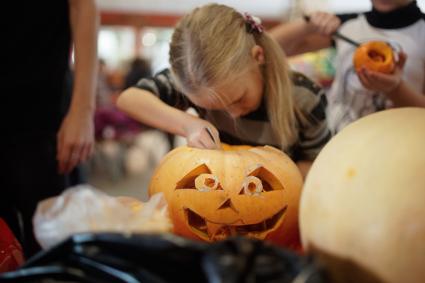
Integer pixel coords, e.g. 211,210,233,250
184,206,287,241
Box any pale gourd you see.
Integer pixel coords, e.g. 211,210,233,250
300,108,425,283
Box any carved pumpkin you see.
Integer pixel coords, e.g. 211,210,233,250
149,145,302,248
300,108,425,283
353,41,395,74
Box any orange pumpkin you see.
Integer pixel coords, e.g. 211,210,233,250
148,145,303,248
221,143,252,151
353,41,395,74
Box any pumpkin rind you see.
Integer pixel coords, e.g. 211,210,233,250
353,41,395,74
149,145,303,248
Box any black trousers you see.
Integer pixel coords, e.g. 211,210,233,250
0,133,66,258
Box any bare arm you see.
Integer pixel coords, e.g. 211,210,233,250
296,161,313,180
387,81,425,107
68,0,98,115
269,19,331,56
57,0,98,174
117,88,221,149
388,61,425,107
117,87,196,137
269,12,340,57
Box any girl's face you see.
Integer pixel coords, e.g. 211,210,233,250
371,0,412,12
188,65,264,118
187,45,265,118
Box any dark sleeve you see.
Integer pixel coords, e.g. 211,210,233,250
291,72,332,161
331,13,361,47
134,68,193,111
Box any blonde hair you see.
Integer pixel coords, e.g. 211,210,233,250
170,3,299,149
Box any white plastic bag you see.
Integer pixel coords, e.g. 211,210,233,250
33,185,172,249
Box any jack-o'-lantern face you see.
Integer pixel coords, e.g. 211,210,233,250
149,145,303,248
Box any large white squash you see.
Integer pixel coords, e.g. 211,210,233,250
300,108,425,283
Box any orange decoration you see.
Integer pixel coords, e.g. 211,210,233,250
149,145,303,248
353,41,395,74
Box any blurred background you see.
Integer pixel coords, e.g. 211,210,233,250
88,0,425,200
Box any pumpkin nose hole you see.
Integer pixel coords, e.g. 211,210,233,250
241,176,263,195
195,174,221,192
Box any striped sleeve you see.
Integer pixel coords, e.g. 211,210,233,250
292,72,332,161
134,68,192,110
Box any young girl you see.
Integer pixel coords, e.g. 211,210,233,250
117,4,331,177
270,0,425,132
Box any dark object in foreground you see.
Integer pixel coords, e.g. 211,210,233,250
0,233,327,283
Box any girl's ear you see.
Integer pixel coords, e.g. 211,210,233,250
251,45,265,65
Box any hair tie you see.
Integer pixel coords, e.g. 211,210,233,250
244,13,264,34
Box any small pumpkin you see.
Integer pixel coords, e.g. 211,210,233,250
149,145,302,248
353,41,395,74
301,108,425,283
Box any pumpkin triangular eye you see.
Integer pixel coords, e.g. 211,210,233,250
175,164,212,190
241,165,285,193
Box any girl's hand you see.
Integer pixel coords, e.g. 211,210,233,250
184,118,221,149
305,12,341,36
356,52,407,95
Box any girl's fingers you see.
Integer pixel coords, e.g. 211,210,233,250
311,12,337,35
187,135,218,150
189,140,207,149
79,144,90,164
357,68,373,89
88,143,95,158
64,145,81,173
204,127,221,149
57,131,64,161
321,15,337,35
200,131,218,149
58,143,73,174
327,17,341,35
311,13,326,33
396,52,407,69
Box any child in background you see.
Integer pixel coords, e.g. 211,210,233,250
117,3,331,178
270,0,425,133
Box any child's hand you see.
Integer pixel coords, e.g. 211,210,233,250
305,12,341,36
184,118,221,149
356,52,407,95
57,109,95,174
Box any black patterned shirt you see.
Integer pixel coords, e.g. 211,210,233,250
135,69,331,161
